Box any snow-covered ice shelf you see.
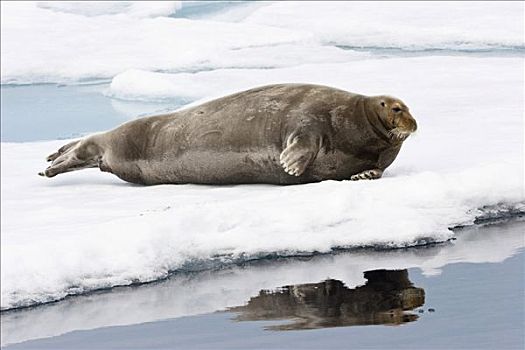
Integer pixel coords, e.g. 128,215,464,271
1,1,524,311
2,58,524,310
1,1,523,84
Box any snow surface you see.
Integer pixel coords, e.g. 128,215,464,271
1,1,523,84
243,1,525,49
36,1,181,18
1,57,524,308
1,1,524,312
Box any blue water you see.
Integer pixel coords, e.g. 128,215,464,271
335,45,525,57
171,1,254,19
0,84,182,142
2,219,524,349
6,244,524,349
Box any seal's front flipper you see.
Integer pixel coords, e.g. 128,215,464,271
350,169,383,181
279,135,320,177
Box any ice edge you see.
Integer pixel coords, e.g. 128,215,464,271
2,207,523,313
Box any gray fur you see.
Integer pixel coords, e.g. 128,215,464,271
40,84,417,185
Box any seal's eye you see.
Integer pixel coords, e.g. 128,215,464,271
380,102,386,107
392,107,402,113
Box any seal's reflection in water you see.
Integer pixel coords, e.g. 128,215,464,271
228,269,425,330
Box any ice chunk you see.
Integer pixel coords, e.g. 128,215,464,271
0,2,306,84
244,2,525,50
2,1,522,84
36,1,181,18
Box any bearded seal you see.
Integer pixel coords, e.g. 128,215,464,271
39,84,417,185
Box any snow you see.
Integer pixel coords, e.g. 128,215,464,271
243,1,525,49
1,0,524,314
0,2,306,84
1,71,524,308
1,1,523,84
36,1,181,18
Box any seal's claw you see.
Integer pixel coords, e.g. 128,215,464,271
350,169,383,181
282,157,307,177
46,140,81,163
279,137,316,177
46,152,59,162
38,171,45,177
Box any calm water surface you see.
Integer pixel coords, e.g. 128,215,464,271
3,220,524,349
0,84,183,142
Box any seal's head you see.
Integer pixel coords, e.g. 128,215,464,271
372,96,418,141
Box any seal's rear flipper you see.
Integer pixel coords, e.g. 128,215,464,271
40,138,101,178
46,140,80,162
